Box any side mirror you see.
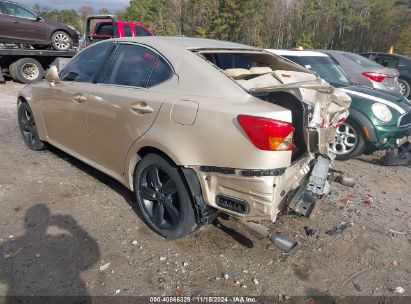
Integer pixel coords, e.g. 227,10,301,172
45,66,60,83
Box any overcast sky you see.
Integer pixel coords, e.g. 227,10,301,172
17,0,130,12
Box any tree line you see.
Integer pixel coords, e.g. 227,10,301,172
32,0,411,55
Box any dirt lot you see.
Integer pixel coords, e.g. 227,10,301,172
0,81,410,300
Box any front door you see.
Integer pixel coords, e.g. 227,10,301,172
41,41,113,157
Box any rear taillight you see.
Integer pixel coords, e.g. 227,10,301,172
237,115,294,151
362,72,387,83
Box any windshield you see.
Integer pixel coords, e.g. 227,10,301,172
284,55,351,85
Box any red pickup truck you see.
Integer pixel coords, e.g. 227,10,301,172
85,15,153,46
93,21,153,38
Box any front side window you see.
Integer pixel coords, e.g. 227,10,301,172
103,44,171,88
3,2,36,20
60,42,112,83
95,23,114,36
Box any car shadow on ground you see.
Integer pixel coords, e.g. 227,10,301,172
0,204,100,302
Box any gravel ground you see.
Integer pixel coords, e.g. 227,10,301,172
0,81,410,299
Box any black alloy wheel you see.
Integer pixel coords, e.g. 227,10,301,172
18,102,46,151
134,154,198,239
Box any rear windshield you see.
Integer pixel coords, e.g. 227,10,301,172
342,53,382,68
284,55,351,85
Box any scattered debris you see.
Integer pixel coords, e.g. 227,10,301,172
235,280,240,285
326,222,348,236
99,262,111,272
14,207,20,212
11,247,23,258
341,269,367,287
252,278,259,285
353,282,362,292
115,289,120,295
8,235,14,238
182,262,188,267
4,254,11,259
241,284,247,289
176,287,183,297
242,269,248,274
132,240,138,245
361,195,373,208
340,194,354,204
158,277,166,284
389,229,406,236
392,260,399,267
159,256,166,261
35,253,40,258
222,273,229,280
304,226,316,236
394,287,405,294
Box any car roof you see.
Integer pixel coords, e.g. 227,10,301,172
113,36,259,51
267,49,328,57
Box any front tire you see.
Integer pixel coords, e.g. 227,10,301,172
330,118,366,161
51,31,73,51
134,154,199,239
18,102,46,151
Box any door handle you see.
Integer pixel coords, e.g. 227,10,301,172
130,102,153,114
73,94,87,103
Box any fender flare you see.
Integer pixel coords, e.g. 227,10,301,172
347,108,377,142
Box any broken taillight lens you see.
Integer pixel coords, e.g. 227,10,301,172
362,72,387,83
237,115,294,151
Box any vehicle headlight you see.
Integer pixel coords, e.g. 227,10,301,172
371,103,392,123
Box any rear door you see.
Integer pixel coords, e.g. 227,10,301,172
1,1,47,43
86,43,174,174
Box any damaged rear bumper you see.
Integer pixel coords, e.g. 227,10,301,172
184,152,333,223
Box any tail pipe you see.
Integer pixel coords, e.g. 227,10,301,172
239,220,297,252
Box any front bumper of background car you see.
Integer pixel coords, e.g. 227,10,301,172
373,123,411,150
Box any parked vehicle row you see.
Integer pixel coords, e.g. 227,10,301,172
361,52,411,99
268,50,411,162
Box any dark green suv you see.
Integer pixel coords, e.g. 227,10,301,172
268,50,411,160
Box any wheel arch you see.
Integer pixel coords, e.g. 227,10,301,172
348,108,377,143
125,143,184,191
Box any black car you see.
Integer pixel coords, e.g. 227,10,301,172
0,0,78,51
360,52,411,99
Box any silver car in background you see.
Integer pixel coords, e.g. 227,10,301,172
317,50,401,94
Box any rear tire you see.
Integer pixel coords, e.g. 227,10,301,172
134,154,199,239
330,118,366,161
9,58,44,84
18,102,47,151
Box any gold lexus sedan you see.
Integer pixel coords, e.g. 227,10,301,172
17,37,351,247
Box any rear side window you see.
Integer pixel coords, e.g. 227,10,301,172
148,57,173,87
103,44,156,87
0,2,6,14
375,55,399,69
342,53,382,68
123,24,133,37
103,44,172,88
134,26,152,37
95,23,114,36
60,42,112,82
